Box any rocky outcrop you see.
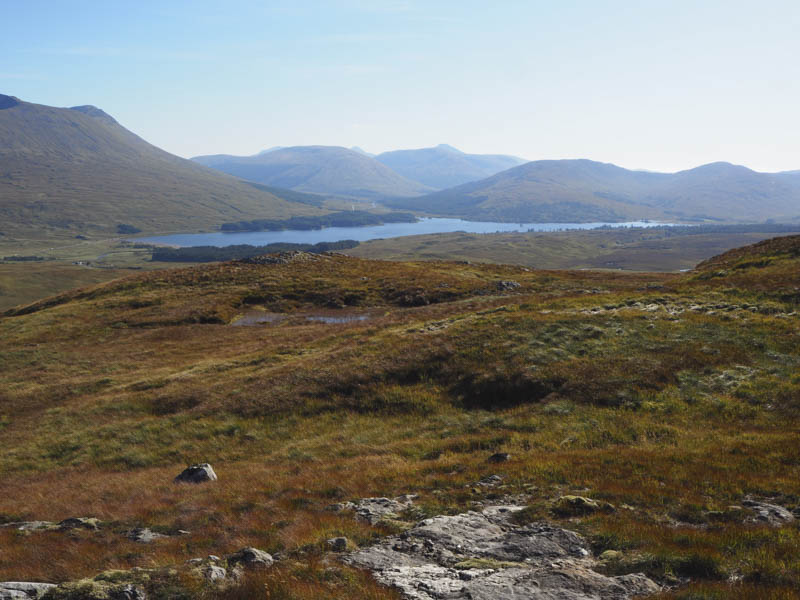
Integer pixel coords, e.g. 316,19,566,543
174,463,217,484
345,505,659,600
326,495,417,524
0,582,56,599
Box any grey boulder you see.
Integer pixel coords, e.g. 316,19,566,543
0,583,56,600
227,547,274,569
174,463,217,484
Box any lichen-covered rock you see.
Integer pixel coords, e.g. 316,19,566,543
227,547,273,569
345,505,659,600
0,582,56,599
552,496,615,517
173,463,217,484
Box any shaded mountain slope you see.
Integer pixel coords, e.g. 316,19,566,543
0,95,323,238
386,159,800,223
375,144,526,189
192,145,432,200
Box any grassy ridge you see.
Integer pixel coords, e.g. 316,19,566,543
1,241,799,597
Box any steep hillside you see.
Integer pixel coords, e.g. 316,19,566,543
375,144,526,189
386,159,800,223
192,145,432,200
0,95,323,238
1,241,799,598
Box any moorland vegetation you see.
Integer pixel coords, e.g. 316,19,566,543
1,236,799,598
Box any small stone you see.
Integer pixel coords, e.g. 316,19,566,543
326,537,348,552
476,474,504,487
496,280,521,291
599,550,623,561
227,547,273,569
208,555,221,562
174,463,217,484
487,452,510,463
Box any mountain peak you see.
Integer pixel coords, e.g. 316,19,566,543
0,94,21,110
69,105,118,124
436,143,461,153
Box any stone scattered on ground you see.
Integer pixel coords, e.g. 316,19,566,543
742,498,796,526
326,495,418,524
345,505,660,600
174,463,217,484
227,547,274,569
487,452,510,463
0,582,56,599
327,537,349,552
552,496,616,517
496,280,521,291
475,475,504,488
127,527,167,543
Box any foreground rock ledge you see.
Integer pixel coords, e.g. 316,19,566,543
344,505,659,600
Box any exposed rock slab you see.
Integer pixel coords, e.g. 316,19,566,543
0,582,56,599
345,505,659,600
742,498,795,526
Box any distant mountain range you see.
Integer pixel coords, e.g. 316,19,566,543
3,92,800,237
0,94,322,238
192,146,432,200
375,144,527,189
191,144,527,198
385,159,800,223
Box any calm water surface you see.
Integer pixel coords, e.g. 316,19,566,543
136,218,669,248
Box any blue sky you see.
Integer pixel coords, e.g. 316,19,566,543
2,0,799,172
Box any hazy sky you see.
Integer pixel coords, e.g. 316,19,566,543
2,0,799,172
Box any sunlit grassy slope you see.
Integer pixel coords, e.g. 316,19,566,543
1,238,799,598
